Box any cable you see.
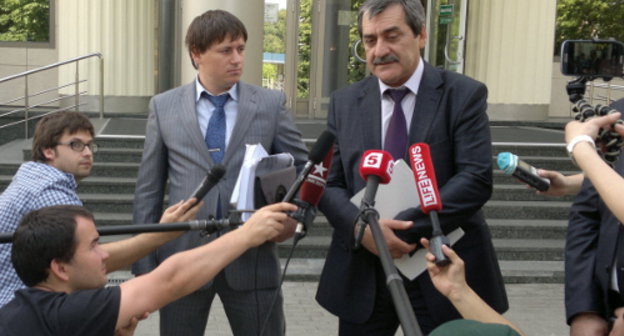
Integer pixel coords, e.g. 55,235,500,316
258,239,298,336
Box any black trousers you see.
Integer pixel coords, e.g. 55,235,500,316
338,261,437,336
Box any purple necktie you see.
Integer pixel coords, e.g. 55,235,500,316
384,88,409,161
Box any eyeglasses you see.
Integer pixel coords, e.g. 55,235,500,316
57,141,98,153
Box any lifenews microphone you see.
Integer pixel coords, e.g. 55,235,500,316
353,150,394,249
291,144,334,242
409,143,450,266
281,130,335,203
188,164,226,205
496,152,550,192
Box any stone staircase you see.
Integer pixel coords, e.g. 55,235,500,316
0,121,576,283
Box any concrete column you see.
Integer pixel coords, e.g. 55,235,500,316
464,0,557,120
179,0,264,86
57,0,157,99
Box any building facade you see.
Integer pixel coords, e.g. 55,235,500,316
0,0,583,121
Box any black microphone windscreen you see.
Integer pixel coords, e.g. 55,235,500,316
309,130,335,164
208,164,226,181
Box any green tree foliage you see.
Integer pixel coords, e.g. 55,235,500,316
0,0,50,42
264,8,286,53
297,0,312,98
555,0,624,54
347,0,366,84
263,63,278,83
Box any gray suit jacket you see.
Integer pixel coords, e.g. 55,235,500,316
132,81,308,290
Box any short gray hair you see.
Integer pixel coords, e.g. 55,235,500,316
357,0,426,38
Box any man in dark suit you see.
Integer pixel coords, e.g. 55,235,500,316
565,98,624,336
316,0,508,334
565,153,624,336
132,10,308,336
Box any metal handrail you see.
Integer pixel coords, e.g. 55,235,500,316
0,53,102,83
586,81,624,106
1,80,88,113
0,52,104,138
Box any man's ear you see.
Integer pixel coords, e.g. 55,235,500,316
418,24,427,48
190,48,201,68
42,147,56,162
49,259,70,282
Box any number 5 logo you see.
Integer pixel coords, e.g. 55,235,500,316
362,152,383,169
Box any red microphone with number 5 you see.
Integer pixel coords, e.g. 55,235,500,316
353,150,394,248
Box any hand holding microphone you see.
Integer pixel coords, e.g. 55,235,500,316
409,143,450,266
159,198,204,225
496,152,550,192
354,150,414,257
188,164,226,206
156,164,226,236
239,202,298,247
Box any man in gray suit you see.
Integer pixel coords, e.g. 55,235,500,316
316,0,507,334
132,10,308,336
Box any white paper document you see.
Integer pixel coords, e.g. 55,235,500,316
350,159,464,280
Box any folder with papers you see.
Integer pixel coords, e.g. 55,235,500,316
350,159,464,280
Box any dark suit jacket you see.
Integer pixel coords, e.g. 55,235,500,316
132,81,308,290
316,62,508,325
565,143,624,324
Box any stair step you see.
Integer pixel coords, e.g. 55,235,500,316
483,200,572,220
491,184,576,202
488,219,567,239
107,259,564,283
492,143,566,157
23,148,145,163
493,170,580,185
274,236,565,260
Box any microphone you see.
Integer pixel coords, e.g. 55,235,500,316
188,164,226,205
496,152,550,192
409,143,450,266
281,130,335,203
291,144,334,243
0,218,245,244
353,150,394,249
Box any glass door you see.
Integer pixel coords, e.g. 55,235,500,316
424,0,468,73
307,0,367,119
279,0,366,119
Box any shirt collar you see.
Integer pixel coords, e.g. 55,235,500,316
194,77,238,102
378,57,424,96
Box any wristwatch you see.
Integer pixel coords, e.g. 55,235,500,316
566,135,595,166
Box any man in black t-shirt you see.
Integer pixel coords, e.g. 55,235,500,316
0,202,295,335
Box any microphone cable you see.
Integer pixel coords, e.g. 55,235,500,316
257,236,300,336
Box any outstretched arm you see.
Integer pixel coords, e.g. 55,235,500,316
116,202,297,329
566,112,624,223
102,198,202,272
421,238,526,336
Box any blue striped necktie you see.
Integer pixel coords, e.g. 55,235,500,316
204,92,230,163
